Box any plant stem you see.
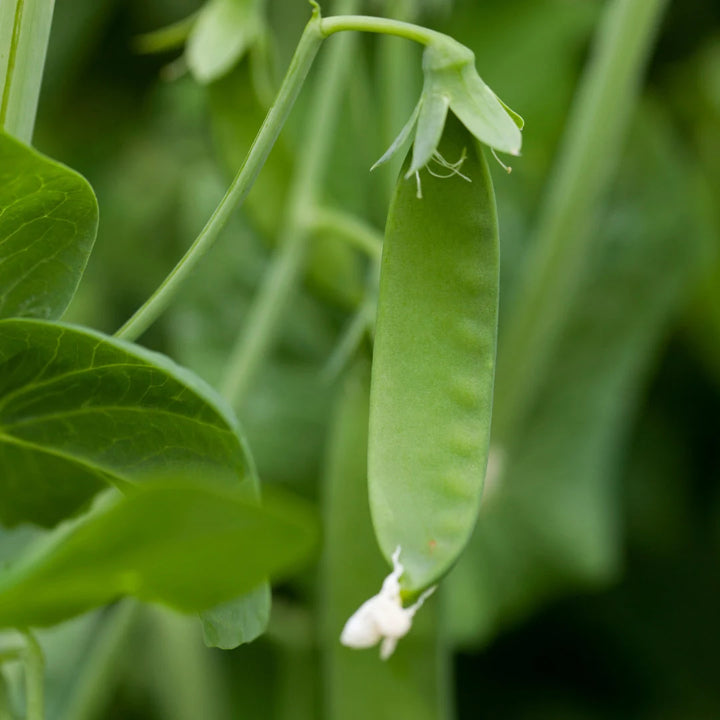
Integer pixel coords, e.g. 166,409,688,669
114,13,325,342
309,207,383,262
0,669,12,720
492,0,669,444
0,0,54,143
220,0,360,405
117,8,444,348
58,601,140,720
319,14,445,46
22,631,43,720
321,299,374,381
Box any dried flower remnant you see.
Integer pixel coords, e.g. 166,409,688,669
340,546,436,660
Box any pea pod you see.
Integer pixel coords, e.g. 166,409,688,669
368,115,499,592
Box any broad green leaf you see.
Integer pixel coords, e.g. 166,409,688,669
0,132,98,320
186,0,263,84
445,106,712,647
369,116,499,592
322,360,448,718
0,318,254,528
0,483,317,629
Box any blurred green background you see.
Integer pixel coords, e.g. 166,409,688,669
11,0,720,717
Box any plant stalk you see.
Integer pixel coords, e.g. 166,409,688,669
115,12,325,342
220,0,361,405
117,9,447,347
22,631,43,720
320,14,445,46
309,207,383,262
0,0,55,143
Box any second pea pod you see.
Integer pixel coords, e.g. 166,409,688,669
368,114,500,593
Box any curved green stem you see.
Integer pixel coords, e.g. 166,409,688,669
320,14,444,46
115,8,448,346
493,0,669,444
220,0,361,405
115,14,325,342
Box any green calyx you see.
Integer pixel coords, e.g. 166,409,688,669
374,35,524,177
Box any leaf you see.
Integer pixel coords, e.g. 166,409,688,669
0,483,317,629
186,0,263,84
200,583,270,648
0,132,98,320
368,117,499,591
0,318,255,528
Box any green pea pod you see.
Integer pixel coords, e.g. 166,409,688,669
369,115,499,592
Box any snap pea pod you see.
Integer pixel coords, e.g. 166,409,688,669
369,115,499,592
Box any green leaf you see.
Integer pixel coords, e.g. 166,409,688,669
200,583,270,648
186,0,263,84
0,483,317,629
0,132,98,320
0,318,254,528
369,117,499,592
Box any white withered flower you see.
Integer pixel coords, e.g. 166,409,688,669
340,547,436,660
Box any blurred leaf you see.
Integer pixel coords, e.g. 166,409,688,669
0,483,317,629
445,104,713,647
186,0,263,84
0,132,98,320
0,318,254,528
200,583,270,648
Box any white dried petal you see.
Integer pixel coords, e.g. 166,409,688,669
339,546,436,660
